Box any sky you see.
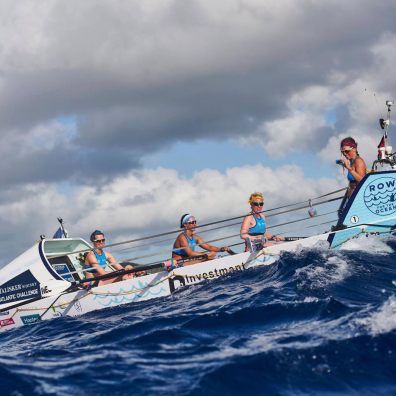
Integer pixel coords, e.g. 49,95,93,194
1,0,396,265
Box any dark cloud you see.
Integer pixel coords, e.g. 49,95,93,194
0,1,395,186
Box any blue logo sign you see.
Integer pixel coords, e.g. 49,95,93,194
20,314,41,325
0,270,41,305
364,176,396,216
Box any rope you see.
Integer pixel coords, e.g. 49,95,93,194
9,217,395,317
11,273,174,316
48,191,345,260
121,210,338,263
47,208,339,281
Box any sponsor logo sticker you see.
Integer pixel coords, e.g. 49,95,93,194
73,301,82,313
0,318,15,327
0,270,41,305
364,177,396,216
20,314,42,325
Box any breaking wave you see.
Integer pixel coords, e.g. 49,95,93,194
1,238,396,395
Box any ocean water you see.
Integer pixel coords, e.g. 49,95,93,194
1,237,396,396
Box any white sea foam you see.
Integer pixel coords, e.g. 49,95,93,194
296,253,350,290
365,296,396,335
302,296,320,303
341,234,394,255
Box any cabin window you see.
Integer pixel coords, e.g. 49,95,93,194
48,256,81,282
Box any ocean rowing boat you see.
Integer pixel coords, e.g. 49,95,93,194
0,102,396,332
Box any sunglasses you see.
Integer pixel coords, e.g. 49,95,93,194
94,239,105,243
341,149,353,155
252,202,264,207
186,221,197,225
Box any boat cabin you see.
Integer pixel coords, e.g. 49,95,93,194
43,238,93,282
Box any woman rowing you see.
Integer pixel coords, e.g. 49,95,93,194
240,192,283,252
85,230,134,286
172,214,231,264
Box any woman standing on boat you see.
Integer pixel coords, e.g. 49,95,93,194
172,214,230,264
339,137,367,197
240,192,283,252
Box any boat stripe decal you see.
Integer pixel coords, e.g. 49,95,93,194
327,170,396,246
38,241,64,281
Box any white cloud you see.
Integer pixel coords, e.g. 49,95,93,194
0,0,395,267
246,110,325,155
0,164,341,267
240,35,396,162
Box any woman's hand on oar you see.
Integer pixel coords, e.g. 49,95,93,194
219,246,237,255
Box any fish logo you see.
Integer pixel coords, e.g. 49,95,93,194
364,177,396,216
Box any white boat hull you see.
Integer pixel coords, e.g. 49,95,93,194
2,218,395,332
0,233,334,332
0,251,279,331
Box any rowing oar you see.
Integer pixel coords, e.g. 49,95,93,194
71,254,210,287
283,236,308,242
267,236,308,243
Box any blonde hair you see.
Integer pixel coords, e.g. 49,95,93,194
248,192,264,204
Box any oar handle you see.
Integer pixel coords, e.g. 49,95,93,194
284,236,307,242
163,254,208,269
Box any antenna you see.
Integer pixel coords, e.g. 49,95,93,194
373,100,396,170
384,100,393,142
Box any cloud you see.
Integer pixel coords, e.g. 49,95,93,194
0,0,395,183
0,1,395,266
0,163,342,267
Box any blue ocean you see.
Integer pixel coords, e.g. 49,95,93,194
1,237,396,396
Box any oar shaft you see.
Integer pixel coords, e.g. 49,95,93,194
76,262,165,285
284,236,307,242
75,254,209,285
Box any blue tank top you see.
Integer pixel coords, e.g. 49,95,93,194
93,250,107,268
248,213,266,236
85,249,108,273
173,232,196,257
347,159,356,182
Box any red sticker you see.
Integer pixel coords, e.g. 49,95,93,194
0,318,15,327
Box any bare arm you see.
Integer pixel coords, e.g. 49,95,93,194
353,157,367,182
105,252,124,271
240,215,253,239
175,234,207,257
85,251,107,276
342,157,367,182
196,235,220,252
264,230,284,242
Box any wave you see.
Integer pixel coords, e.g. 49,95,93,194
1,240,396,395
359,296,396,335
341,234,395,254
